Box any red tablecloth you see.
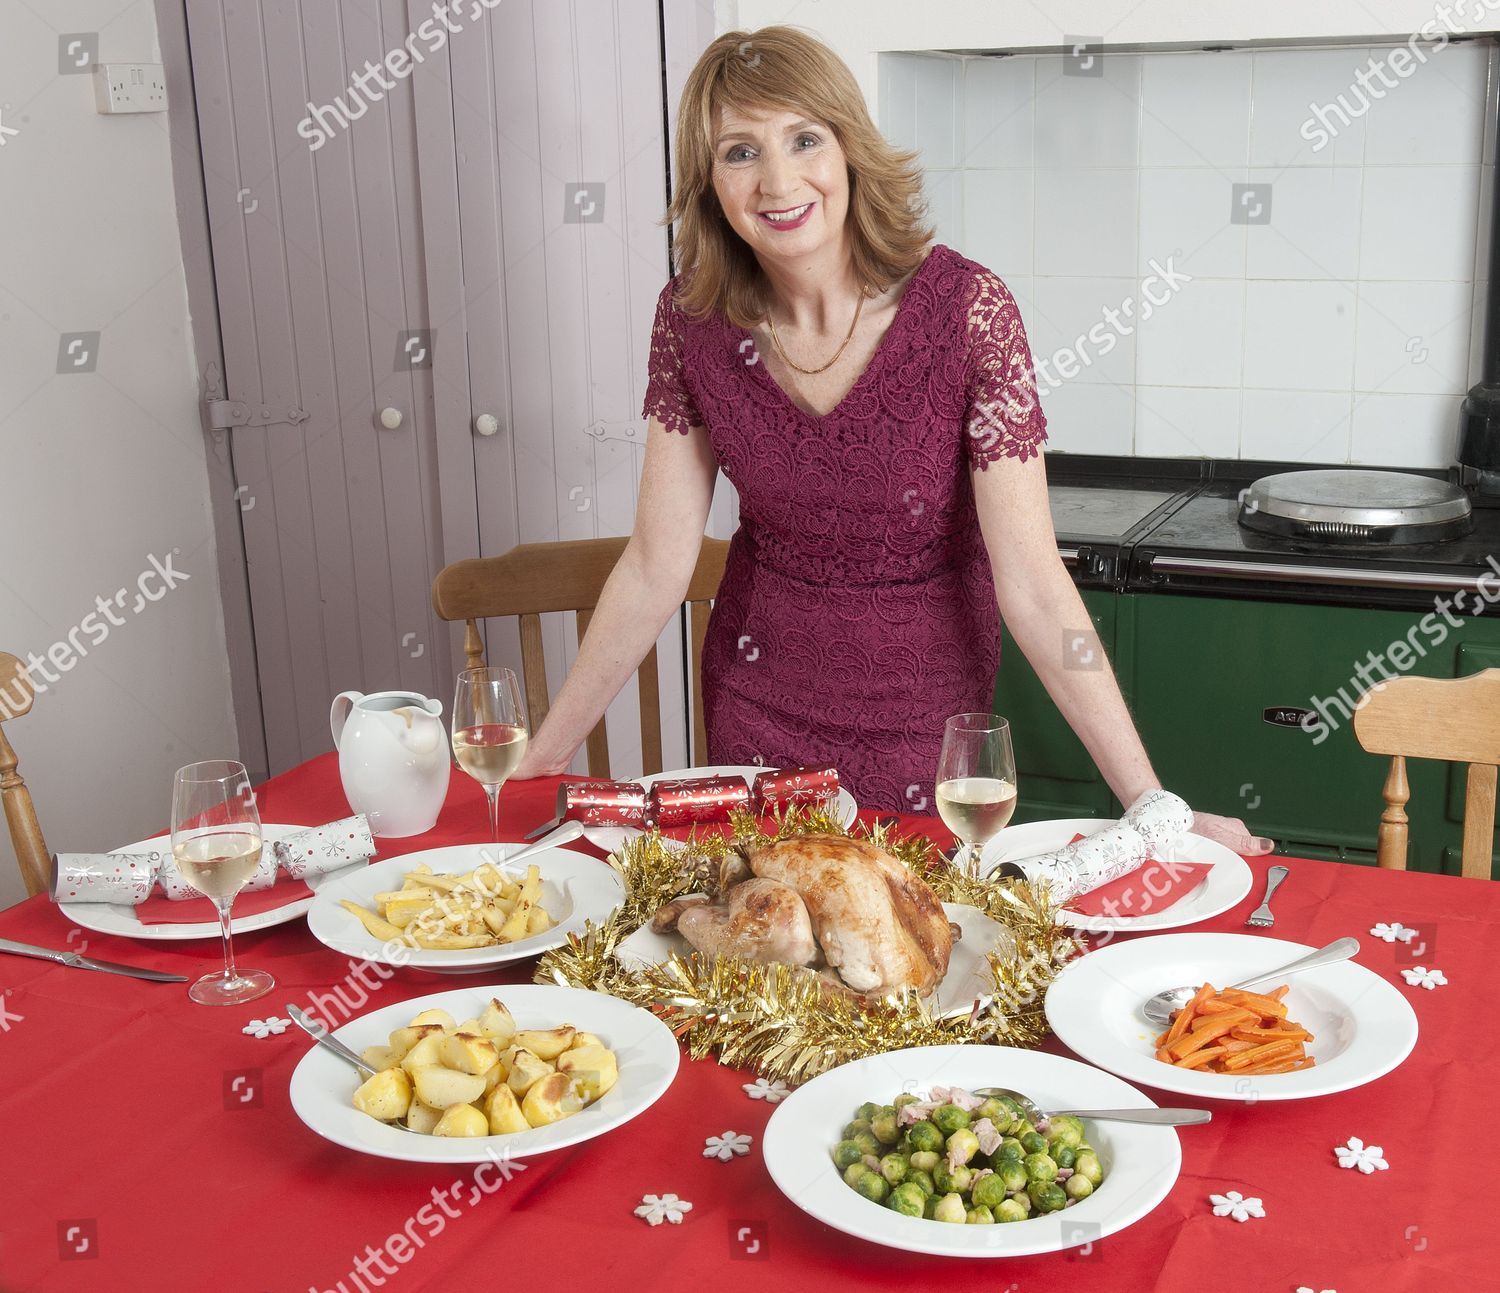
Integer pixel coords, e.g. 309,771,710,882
0,752,1491,1291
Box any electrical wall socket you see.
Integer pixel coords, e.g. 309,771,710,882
92,63,167,114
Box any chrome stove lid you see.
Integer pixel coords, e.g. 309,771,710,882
1239,469,1472,545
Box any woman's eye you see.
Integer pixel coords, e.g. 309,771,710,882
796,134,819,149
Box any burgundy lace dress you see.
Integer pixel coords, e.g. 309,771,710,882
641,243,1048,812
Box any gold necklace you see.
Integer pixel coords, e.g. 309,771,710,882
766,290,865,375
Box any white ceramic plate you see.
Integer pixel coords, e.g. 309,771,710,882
305,843,625,974
288,985,679,1163
762,1043,1182,1258
57,824,360,942
1045,932,1419,1102
981,818,1254,933
582,764,858,855
615,902,1008,1016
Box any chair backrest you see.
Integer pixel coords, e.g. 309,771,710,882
1351,669,1500,880
431,536,730,778
0,652,50,897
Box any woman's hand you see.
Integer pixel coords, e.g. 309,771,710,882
1192,810,1275,857
510,742,571,781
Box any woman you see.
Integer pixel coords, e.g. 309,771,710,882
513,26,1268,856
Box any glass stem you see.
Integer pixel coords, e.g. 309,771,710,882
215,897,240,985
485,784,501,843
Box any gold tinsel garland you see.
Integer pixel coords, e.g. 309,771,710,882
533,805,1086,1084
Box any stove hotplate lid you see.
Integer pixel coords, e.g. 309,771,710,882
1239,469,1472,544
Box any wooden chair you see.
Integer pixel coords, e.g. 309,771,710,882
431,536,730,778
0,652,51,897
1351,669,1500,879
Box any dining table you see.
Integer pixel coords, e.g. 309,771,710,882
0,750,1491,1292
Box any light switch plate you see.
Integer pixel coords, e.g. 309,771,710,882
92,63,167,114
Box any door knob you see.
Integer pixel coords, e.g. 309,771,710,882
379,407,403,429
474,413,500,437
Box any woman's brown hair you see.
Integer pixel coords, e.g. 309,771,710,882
662,25,934,329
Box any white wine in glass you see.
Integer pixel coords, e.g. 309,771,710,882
935,714,1017,878
452,666,529,843
171,760,274,1005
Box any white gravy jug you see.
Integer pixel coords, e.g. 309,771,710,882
329,690,451,837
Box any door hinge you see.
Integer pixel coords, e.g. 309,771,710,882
202,363,308,430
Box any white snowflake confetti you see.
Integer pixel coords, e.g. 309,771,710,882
742,1077,790,1103
1295,1287,1336,1293
703,1131,753,1161
242,1016,291,1038
1400,966,1447,990
1370,922,1416,943
1333,1138,1388,1174
1208,1190,1265,1222
634,1193,693,1226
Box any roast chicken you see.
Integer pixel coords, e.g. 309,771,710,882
651,834,956,996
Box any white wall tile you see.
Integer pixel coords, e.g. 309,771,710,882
961,169,1032,280
1244,167,1363,280
1250,46,1375,168
914,55,959,169
1135,386,1240,457
1140,50,1252,168
1034,53,1141,168
1031,277,1137,386
923,169,963,246
1244,281,1358,390
1354,280,1474,395
1034,381,1136,455
879,53,918,151
1136,278,1245,388
1034,169,1138,277
1138,168,1247,279
1241,389,1353,461
962,56,1034,168
1349,391,1464,465
1359,165,1481,280
1362,41,1488,166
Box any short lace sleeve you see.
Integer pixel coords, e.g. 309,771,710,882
962,269,1048,468
642,278,706,436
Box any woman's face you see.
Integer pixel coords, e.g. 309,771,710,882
710,104,849,263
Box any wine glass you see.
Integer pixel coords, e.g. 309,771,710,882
934,713,1018,879
171,760,274,1005
451,666,529,843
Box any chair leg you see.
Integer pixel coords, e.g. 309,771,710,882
1376,754,1409,871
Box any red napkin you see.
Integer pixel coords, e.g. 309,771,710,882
134,877,316,926
1059,833,1212,918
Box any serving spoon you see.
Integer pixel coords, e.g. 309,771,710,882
972,1087,1211,1127
1140,936,1359,1027
286,1003,422,1133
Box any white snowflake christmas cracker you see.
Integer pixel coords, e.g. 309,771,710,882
1400,966,1447,990
743,1077,790,1103
703,1131,752,1161
1333,1138,1388,1173
1209,1190,1265,1222
634,1193,692,1225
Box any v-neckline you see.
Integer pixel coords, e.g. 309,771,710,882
740,244,943,423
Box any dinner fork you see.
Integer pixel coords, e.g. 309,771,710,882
1244,865,1290,928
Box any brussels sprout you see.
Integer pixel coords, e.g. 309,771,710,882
888,1182,926,1217
1064,1173,1094,1201
930,1103,972,1136
922,1193,940,1220
1074,1150,1103,1186
933,1192,967,1224
907,1120,944,1154
975,1097,1008,1123
965,1205,996,1224
932,1161,974,1196
842,1118,872,1141
907,1168,936,1196
871,1112,901,1145
1020,1131,1048,1156
856,1101,881,1123
996,1160,1028,1195
1047,1115,1085,1150
832,1139,864,1170
1052,1145,1077,1171
854,1172,889,1204
997,1137,1024,1161
945,1127,980,1166
909,1150,941,1173
970,1173,1008,1210
879,1152,909,1185
1023,1152,1058,1184
892,1092,921,1111
1028,1181,1068,1213
852,1131,881,1159
843,1162,872,1189
994,1197,1029,1223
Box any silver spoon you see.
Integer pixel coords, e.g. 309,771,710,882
1141,936,1360,1027
485,821,584,872
972,1087,1211,1127
286,1004,423,1133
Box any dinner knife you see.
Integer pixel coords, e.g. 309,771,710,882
0,937,188,982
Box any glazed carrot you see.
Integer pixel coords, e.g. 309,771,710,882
1230,1024,1311,1043
1164,984,1216,1045
1155,1046,1175,1062
1168,1012,1256,1060
1268,985,1290,1000
1215,1038,1259,1054
1222,1039,1301,1071
1175,1046,1232,1070
1195,999,1247,1015
1237,1053,1315,1075
1219,988,1289,1018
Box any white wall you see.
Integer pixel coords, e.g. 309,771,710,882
0,3,238,908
